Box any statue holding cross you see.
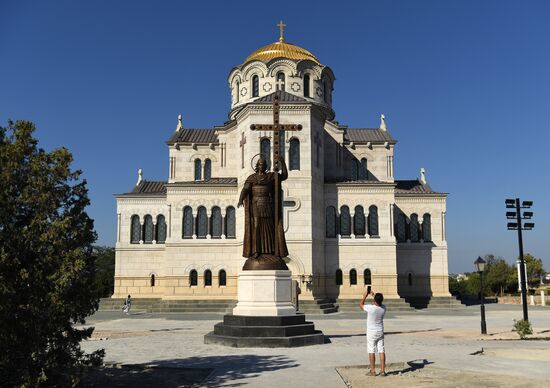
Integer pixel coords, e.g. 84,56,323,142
237,91,302,270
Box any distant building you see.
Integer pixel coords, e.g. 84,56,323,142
456,274,469,282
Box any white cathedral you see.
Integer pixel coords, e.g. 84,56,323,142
113,27,451,305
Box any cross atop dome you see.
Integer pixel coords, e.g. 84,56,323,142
277,20,286,42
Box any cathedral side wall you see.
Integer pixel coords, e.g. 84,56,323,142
394,195,450,297
323,183,399,298
114,197,168,298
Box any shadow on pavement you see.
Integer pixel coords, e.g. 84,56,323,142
387,359,434,376
386,328,442,335
81,354,298,387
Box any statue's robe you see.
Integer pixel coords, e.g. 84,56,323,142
241,171,288,259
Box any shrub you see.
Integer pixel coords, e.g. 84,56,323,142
512,319,533,339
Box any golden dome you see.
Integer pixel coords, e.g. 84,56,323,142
244,40,321,65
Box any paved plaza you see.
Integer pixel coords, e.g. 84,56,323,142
80,304,550,387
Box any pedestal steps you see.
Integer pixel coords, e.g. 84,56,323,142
204,314,324,347
298,298,339,314
336,298,414,313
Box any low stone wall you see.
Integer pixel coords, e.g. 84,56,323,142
498,294,547,306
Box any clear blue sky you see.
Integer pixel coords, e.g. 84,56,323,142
1,0,549,273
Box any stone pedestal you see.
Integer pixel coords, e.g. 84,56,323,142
204,270,325,348
232,270,296,316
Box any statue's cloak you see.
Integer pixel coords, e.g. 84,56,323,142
242,171,288,259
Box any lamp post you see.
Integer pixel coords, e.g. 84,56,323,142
506,198,534,322
475,256,487,335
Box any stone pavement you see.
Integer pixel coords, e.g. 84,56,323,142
80,304,550,387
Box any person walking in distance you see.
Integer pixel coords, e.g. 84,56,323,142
122,294,131,315
359,289,387,376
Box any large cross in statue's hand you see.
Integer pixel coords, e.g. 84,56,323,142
250,91,302,171
250,91,302,255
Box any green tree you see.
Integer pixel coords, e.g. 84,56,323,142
483,254,514,296
0,120,103,386
93,246,115,297
523,253,545,287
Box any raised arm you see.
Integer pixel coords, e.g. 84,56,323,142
277,157,288,181
359,290,370,311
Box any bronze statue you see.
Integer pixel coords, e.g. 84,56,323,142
238,156,289,270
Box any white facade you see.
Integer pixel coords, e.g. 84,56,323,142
114,36,450,301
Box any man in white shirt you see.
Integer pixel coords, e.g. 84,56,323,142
359,290,387,376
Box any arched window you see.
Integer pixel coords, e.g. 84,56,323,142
364,269,372,285
410,213,420,242
252,75,259,97
353,205,366,237
196,206,208,238
219,269,227,286
156,215,167,243
408,273,413,286
350,159,359,181
182,206,193,238
396,213,407,242
368,206,379,237
143,215,154,243
130,215,141,243
359,158,368,180
340,206,351,237
204,269,212,286
335,269,343,286
211,206,222,238
190,270,198,286
326,206,337,238
350,269,357,285
303,74,310,97
289,138,300,170
422,213,431,242
194,159,202,181
225,206,236,238
204,159,211,180
235,81,239,103
150,274,155,287
276,72,285,91
260,138,271,166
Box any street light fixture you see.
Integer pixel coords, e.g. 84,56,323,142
505,198,534,322
475,256,487,335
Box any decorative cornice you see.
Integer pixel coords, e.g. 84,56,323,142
116,197,167,204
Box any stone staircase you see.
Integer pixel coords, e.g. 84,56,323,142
404,296,465,310
99,298,236,313
337,298,414,313
298,298,339,314
99,296,465,314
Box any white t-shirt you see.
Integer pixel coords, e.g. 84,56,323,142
363,304,386,333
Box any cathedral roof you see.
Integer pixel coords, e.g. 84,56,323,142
395,180,439,194
344,128,396,144
117,180,167,196
166,128,218,145
244,40,321,65
325,178,444,195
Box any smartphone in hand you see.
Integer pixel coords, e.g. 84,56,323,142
367,285,372,294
